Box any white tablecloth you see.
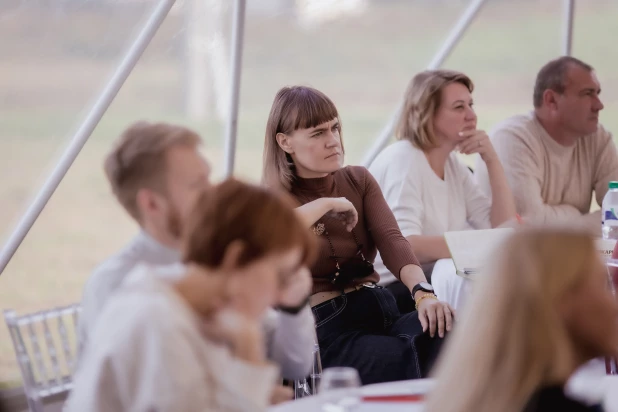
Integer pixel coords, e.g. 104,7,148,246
430,258,471,312
272,370,618,411
270,379,433,412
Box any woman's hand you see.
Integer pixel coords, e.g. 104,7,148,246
201,310,267,365
457,130,497,164
324,197,358,231
269,385,294,405
416,296,455,338
296,197,358,231
277,266,312,309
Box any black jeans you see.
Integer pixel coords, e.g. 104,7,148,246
311,285,445,385
385,280,416,314
384,262,436,315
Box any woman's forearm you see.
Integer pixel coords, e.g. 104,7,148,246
233,324,268,366
295,198,331,228
399,264,429,300
405,235,450,264
485,159,517,227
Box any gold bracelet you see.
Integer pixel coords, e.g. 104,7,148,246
415,293,438,310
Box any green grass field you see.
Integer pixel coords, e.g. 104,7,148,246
1,0,618,385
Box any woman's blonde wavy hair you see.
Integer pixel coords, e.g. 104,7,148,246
425,228,600,412
396,70,473,151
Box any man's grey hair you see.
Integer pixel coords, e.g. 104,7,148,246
533,56,594,108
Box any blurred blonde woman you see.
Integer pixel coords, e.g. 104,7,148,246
425,229,618,412
369,69,516,313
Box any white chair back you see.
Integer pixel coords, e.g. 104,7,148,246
4,303,81,412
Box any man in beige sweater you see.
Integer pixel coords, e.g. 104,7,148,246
475,56,618,234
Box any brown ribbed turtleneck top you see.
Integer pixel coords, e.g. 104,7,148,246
290,166,420,294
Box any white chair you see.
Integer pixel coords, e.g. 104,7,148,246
4,303,81,412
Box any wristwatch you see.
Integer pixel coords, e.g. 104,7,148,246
411,282,435,299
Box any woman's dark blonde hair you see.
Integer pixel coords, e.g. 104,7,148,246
425,228,599,412
262,86,343,190
396,70,473,151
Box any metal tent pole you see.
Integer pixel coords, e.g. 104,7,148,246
0,0,177,275
223,0,247,177
562,0,575,56
362,0,489,167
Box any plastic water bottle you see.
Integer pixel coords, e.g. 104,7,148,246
602,181,618,239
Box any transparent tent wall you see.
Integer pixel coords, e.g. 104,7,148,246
2,0,618,386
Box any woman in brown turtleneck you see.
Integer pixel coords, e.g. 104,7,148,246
262,85,454,384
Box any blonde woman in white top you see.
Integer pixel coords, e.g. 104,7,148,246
369,70,515,312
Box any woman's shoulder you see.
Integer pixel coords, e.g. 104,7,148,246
369,140,425,179
334,166,381,197
337,165,368,178
372,140,421,166
96,274,190,343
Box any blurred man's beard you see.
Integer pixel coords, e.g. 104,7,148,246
166,206,182,240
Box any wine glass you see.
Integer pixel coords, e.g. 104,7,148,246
319,367,361,411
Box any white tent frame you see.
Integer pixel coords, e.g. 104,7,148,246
0,0,576,275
